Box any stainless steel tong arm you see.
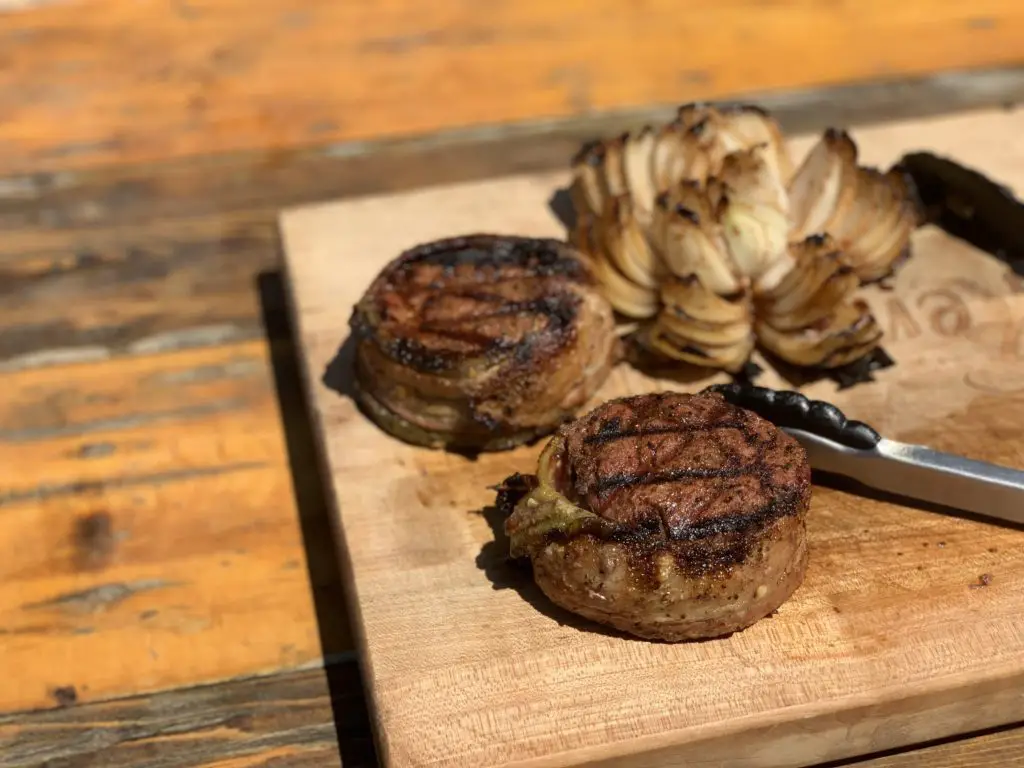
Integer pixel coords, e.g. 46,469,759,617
788,429,1024,526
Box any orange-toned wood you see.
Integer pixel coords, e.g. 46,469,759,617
279,109,1024,767
0,339,353,713
1,0,1023,173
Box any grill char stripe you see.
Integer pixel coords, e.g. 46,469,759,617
582,420,747,445
560,392,807,538
506,390,812,642
594,465,750,495
366,238,590,373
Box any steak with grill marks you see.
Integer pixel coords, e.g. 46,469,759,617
503,390,811,641
349,234,620,451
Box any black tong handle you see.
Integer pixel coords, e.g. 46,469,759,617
703,383,882,450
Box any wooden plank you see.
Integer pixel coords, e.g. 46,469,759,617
1,0,1024,173
0,665,1020,768
0,337,353,713
843,727,1024,768
1,666,1022,768
3,69,1024,233
279,108,1024,767
0,217,277,371
0,664,375,768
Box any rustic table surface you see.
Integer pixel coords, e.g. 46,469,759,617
3,63,1024,766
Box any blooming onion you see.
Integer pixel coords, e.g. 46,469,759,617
569,103,924,373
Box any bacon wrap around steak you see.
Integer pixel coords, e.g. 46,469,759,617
504,391,811,641
349,234,620,451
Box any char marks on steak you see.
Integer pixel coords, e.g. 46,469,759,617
350,235,620,451
505,391,811,641
356,236,583,371
564,393,808,534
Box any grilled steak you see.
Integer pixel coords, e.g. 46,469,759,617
503,391,810,641
350,234,620,451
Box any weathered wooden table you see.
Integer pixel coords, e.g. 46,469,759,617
2,4,1024,762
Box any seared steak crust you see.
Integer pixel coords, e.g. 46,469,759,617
504,391,811,641
350,234,619,450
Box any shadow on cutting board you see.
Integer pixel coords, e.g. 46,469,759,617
257,269,378,768
321,332,359,402
813,470,1024,534
473,499,644,642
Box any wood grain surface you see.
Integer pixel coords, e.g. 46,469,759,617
9,81,1011,715
2,0,1024,173
0,127,364,717
3,662,1022,768
844,728,1024,768
280,108,1024,767
0,664,375,768
0,337,354,713
4,87,1024,765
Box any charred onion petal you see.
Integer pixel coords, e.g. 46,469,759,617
570,142,607,215
652,120,714,191
676,103,793,182
788,132,920,284
660,274,751,326
622,127,658,224
657,306,753,347
574,211,660,319
832,168,902,247
651,121,686,191
751,248,797,295
504,391,811,642
718,146,790,282
675,103,713,131
591,246,661,318
603,195,662,289
756,236,860,331
854,216,915,283
719,145,789,213
655,184,741,294
787,128,856,240
657,274,753,350
601,135,629,198
832,167,920,282
641,321,755,372
756,299,882,368
716,105,794,183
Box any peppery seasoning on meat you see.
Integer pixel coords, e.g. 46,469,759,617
349,234,621,451
503,390,811,641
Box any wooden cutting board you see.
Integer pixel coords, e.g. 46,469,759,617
279,107,1024,768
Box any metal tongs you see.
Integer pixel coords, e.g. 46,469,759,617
707,383,1024,526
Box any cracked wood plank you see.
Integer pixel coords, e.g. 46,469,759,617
0,339,353,713
847,727,1024,768
0,664,375,768
2,0,1024,173
0,216,278,372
